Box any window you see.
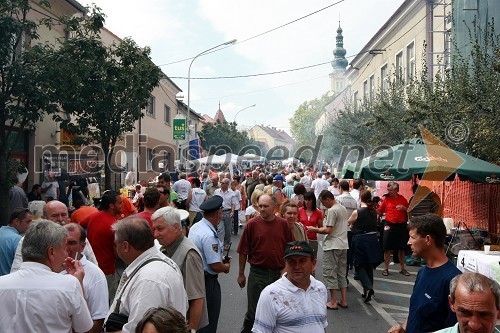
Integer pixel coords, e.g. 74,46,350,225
146,95,155,118
363,80,368,102
14,32,32,57
406,42,415,80
164,104,170,125
381,64,388,91
395,51,403,81
353,91,359,109
369,75,375,101
147,148,153,171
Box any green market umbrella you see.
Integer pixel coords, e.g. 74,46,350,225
341,139,500,184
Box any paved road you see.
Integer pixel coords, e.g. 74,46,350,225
217,231,421,333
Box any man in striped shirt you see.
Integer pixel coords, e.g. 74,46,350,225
253,241,327,333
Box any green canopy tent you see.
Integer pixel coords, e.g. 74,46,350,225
341,139,500,184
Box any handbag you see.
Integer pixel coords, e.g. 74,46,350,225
103,258,166,332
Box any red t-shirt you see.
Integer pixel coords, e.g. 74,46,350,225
135,211,153,229
298,208,324,241
237,216,294,269
71,206,99,228
378,194,409,223
86,211,117,275
121,196,137,218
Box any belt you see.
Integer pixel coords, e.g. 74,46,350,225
250,264,282,273
222,209,231,212
204,271,218,279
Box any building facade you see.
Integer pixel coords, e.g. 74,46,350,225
248,125,296,152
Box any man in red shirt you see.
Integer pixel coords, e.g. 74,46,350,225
86,190,122,304
237,194,294,333
70,199,98,228
378,181,410,277
135,187,160,229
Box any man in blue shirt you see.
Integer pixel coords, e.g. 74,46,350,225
0,208,32,275
188,195,231,333
388,214,461,333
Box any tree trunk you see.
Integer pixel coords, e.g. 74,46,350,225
0,156,10,226
102,146,112,190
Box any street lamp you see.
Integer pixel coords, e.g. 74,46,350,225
186,38,237,171
233,104,256,123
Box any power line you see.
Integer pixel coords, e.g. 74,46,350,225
158,0,345,67
168,51,369,80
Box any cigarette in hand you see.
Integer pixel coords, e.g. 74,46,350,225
74,252,79,261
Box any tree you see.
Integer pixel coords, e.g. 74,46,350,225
0,0,59,223
198,120,254,155
47,7,161,189
289,92,333,146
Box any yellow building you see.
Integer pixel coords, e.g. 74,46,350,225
316,0,451,134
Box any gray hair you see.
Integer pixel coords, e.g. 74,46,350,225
387,181,399,191
450,272,500,309
22,220,68,262
112,217,154,251
152,206,181,228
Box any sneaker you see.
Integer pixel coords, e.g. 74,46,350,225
239,223,243,229
407,260,421,267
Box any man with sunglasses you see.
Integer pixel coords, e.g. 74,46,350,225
0,208,32,275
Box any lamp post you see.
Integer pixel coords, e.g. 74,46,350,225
233,104,256,123
186,38,237,171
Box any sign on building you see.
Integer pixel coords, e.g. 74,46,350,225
173,118,186,140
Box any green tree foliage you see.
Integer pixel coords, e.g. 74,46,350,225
290,92,333,146
198,120,255,155
47,7,161,189
320,20,499,164
0,0,59,223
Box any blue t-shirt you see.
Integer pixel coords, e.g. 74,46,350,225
0,226,22,275
406,260,461,333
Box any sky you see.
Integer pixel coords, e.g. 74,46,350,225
77,0,405,136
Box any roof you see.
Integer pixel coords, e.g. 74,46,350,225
203,114,215,123
251,125,295,145
65,0,87,13
347,0,413,72
214,109,226,123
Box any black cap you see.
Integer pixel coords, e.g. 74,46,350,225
199,195,223,212
284,241,314,259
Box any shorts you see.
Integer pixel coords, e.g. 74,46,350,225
382,221,409,251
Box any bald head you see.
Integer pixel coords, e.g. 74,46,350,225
43,200,69,225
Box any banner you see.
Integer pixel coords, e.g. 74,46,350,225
173,118,186,140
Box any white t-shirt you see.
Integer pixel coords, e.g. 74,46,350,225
62,255,108,320
189,188,207,212
172,179,191,200
232,189,242,210
245,206,258,218
311,179,329,199
0,262,93,333
42,180,59,199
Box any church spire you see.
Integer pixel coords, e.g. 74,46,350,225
331,21,348,72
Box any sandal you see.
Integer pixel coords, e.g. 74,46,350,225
400,269,411,276
382,269,389,276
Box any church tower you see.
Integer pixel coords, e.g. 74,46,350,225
329,22,348,94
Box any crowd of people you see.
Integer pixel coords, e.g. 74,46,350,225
0,163,499,333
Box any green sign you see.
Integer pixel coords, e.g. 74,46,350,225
173,118,186,140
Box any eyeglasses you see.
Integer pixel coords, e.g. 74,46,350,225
15,208,30,220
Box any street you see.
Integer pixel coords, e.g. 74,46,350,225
217,231,420,333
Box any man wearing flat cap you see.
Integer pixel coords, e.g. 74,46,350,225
188,195,231,333
253,241,328,333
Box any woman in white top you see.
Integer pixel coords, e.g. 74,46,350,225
186,178,207,226
245,189,263,222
